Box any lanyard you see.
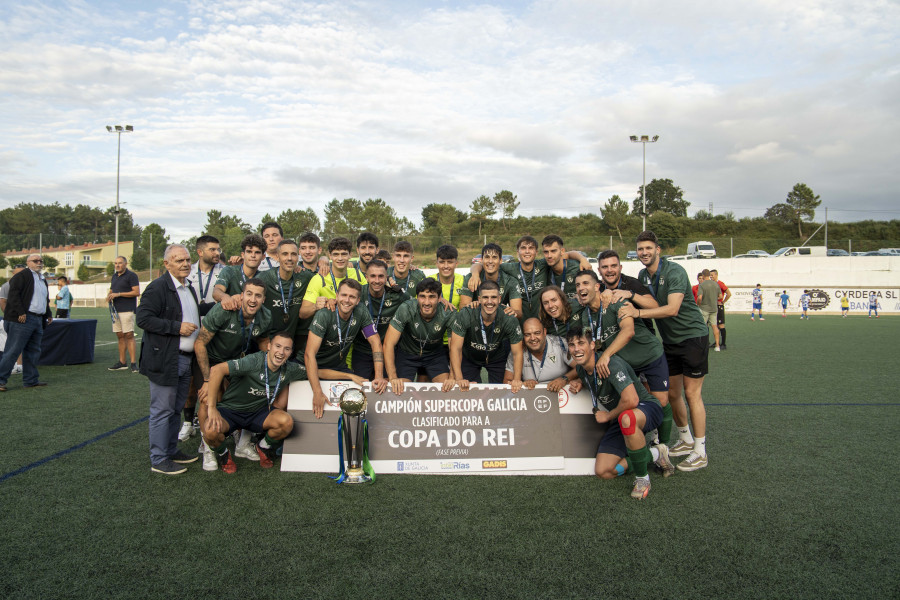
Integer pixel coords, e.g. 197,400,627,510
479,312,495,348
335,308,353,356
277,275,294,320
197,267,213,301
330,270,340,295
239,313,255,357
368,290,386,325
264,356,284,407
414,310,433,356
585,305,602,343
647,263,662,298
441,278,456,306
526,344,547,379
551,259,568,293
585,367,601,410
265,256,276,270
391,268,412,295
518,263,535,302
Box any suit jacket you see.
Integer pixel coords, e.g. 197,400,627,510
136,273,198,386
5,268,52,326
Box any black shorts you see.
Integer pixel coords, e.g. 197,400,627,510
461,353,508,384
663,335,709,378
716,304,726,326
634,353,669,392
396,348,450,380
351,351,376,380
55,309,69,318
596,401,663,458
217,406,270,435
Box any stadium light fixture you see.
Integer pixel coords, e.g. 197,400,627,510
106,124,134,258
630,134,659,231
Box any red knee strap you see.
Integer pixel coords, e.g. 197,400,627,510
618,409,637,435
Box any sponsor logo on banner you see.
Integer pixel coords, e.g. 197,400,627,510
534,395,552,413
808,289,830,310
482,460,507,469
328,383,349,407
397,461,427,472
440,461,471,470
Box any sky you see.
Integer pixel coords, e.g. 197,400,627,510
0,0,898,241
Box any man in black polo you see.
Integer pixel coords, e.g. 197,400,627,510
107,256,141,372
0,254,52,392
597,250,659,333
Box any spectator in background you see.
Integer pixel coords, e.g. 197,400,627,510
0,263,27,376
696,270,721,351
107,256,141,373
55,275,72,318
0,254,52,392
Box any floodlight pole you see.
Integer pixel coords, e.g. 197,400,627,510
106,125,133,258
630,135,659,232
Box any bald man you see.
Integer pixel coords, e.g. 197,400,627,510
0,254,52,391
504,318,574,391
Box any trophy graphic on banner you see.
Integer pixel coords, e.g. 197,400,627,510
331,388,375,484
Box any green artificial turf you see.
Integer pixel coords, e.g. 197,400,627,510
0,309,897,599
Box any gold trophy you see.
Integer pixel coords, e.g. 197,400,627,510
337,388,373,484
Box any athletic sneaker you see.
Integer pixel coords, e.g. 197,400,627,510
721,344,727,350
12,364,23,375
151,459,187,475
631,478,651,500
760,318,765,321
108,361,128,371
217,450,237,474
178,421,195,442
202,446,218,471
653,444,675,477
256,443,275,469
669,439,694,457
171,450,199,464
714,346,720,352
131,363,138,373
234,432,259,461
676,452,709,472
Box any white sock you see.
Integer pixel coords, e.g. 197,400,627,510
694,436,707,457
636,474,650,482
259,437,271,449
679,426,694,444
649,446,660,462
237,429,251,447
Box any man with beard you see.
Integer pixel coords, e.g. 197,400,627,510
448,280,524,390
351,232,379,277
192,278,273,468
618,231,710,472
202,331,304,473
596,250,658,334
305,279,388,418
384,278,457,393
572,269,673,446
503,318,573,392
352,259,407,380
566,328,675,500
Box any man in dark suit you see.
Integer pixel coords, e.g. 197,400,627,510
136,244,201,475
0,254,52,391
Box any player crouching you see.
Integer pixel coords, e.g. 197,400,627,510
566,329,675,499
202,331,306,473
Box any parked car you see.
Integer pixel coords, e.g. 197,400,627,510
862,250,895,256
878,248,900,255
626,251,638,260
501,255,515,263
686,241,716,258
471,254,482,264
587,257,598,265
773,246,827,257
826,249,850,256
746,249,770,256
733,254,765,259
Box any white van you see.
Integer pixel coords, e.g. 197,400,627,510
686,241,716,258
772,246,827,257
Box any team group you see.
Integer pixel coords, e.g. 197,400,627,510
117,223,716,499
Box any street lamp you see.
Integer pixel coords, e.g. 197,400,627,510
106,124,134,258
630,134,659,232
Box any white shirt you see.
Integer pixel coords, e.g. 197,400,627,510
170,273,200,352
505,334,572,382
28,270,48,315
187,261,224,304
256,255,279,273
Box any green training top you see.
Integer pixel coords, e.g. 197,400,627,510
458,271,522,306
201,303,273,365
220,351,307,413
388,267,428,300
215,264,257,297
353,284,408,355
594,299,664,369
309,303,374,368
638,258,709,344
258,268,314,339
575,354,657,413
451,306,523,365
499,261,549,321
537,257,581,301
389,298,457,356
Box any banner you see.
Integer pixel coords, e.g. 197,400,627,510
282,381,602,475
725,286,899,314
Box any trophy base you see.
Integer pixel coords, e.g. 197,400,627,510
343,466,371,484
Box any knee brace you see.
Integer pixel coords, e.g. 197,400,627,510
618,409,637,436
